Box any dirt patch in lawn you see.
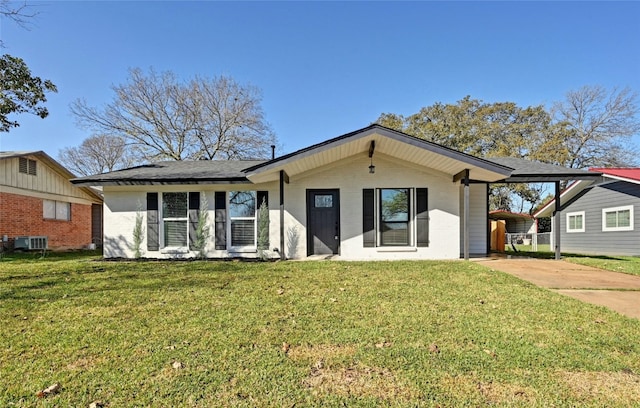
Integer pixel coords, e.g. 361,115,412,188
65,356,105,370
289,344,416,401
302,363,417,401
560,371,640,403
438,374,537,404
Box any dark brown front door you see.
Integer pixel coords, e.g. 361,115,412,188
307,189,340,255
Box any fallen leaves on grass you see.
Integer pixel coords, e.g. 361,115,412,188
36,383,60,398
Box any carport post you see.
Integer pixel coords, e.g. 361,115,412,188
554,181,561,260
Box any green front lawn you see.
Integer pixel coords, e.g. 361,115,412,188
1,256,639,406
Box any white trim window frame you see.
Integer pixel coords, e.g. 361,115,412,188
602,205,634,232
228,191,257,252
566,211,585,233
377,188,413,247
161,192,189,250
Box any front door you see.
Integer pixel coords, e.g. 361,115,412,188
307,189,340,256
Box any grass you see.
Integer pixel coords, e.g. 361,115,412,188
2,254,640,406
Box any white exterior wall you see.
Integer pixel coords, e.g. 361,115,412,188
459,184,488,255
103,184,280,259
282,153,461,260
102,155,475,260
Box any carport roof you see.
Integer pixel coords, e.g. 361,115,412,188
486,157,601,183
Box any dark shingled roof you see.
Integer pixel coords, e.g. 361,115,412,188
71,160,266,186
486,157,601,182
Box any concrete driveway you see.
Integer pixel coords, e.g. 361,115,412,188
476,258,640,320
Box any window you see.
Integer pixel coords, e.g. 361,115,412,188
314,194,333,208
19,157,37,175
602,205,633,232
566,211,585,233
162,192,188,247
363,188,428,248
43,200,70,221
380,188,410,246
229,191,257,248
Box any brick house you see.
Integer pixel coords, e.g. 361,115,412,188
0,151,103,251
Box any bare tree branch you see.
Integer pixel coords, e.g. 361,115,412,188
70,68,276,162
58,134,138,176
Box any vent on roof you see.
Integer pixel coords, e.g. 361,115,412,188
14,236,48,250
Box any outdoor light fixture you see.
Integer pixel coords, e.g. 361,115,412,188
368,140,376,174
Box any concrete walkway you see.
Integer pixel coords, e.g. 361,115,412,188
476,258,640,319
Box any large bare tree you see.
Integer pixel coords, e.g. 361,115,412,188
58,134,137,176
552,85,640,169
70,68,276,161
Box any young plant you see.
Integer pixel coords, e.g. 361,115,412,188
131,202,145,258
192,195,211,259
257,198,269,260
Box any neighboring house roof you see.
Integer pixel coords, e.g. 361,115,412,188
533,167,640,218
0,150,103,202
488,210,534,221
589,167,640,184
244,124,513,183
71,160,266,186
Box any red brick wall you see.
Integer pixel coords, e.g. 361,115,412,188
0,192,92,250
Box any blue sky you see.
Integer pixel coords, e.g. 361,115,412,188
1,1,639,159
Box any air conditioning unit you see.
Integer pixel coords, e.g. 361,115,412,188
14,236,48,250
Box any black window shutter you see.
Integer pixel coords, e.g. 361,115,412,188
214,192,227,250
363,189,375,247
257,190,269,250
147,193,159,251
188,192,200,250
416,188,429,247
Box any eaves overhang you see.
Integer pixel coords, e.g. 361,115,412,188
71,177,253,187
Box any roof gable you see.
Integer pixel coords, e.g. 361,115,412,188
1,151,103,202
244,124,513,183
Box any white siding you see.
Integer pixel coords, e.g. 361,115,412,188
102,154,473,260
459,184,488,255
284,153,460,260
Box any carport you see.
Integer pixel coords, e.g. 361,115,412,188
484,158,601,260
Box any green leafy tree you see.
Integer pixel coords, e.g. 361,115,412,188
0,54,57,132
0,2,57,132
377,97,566,212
